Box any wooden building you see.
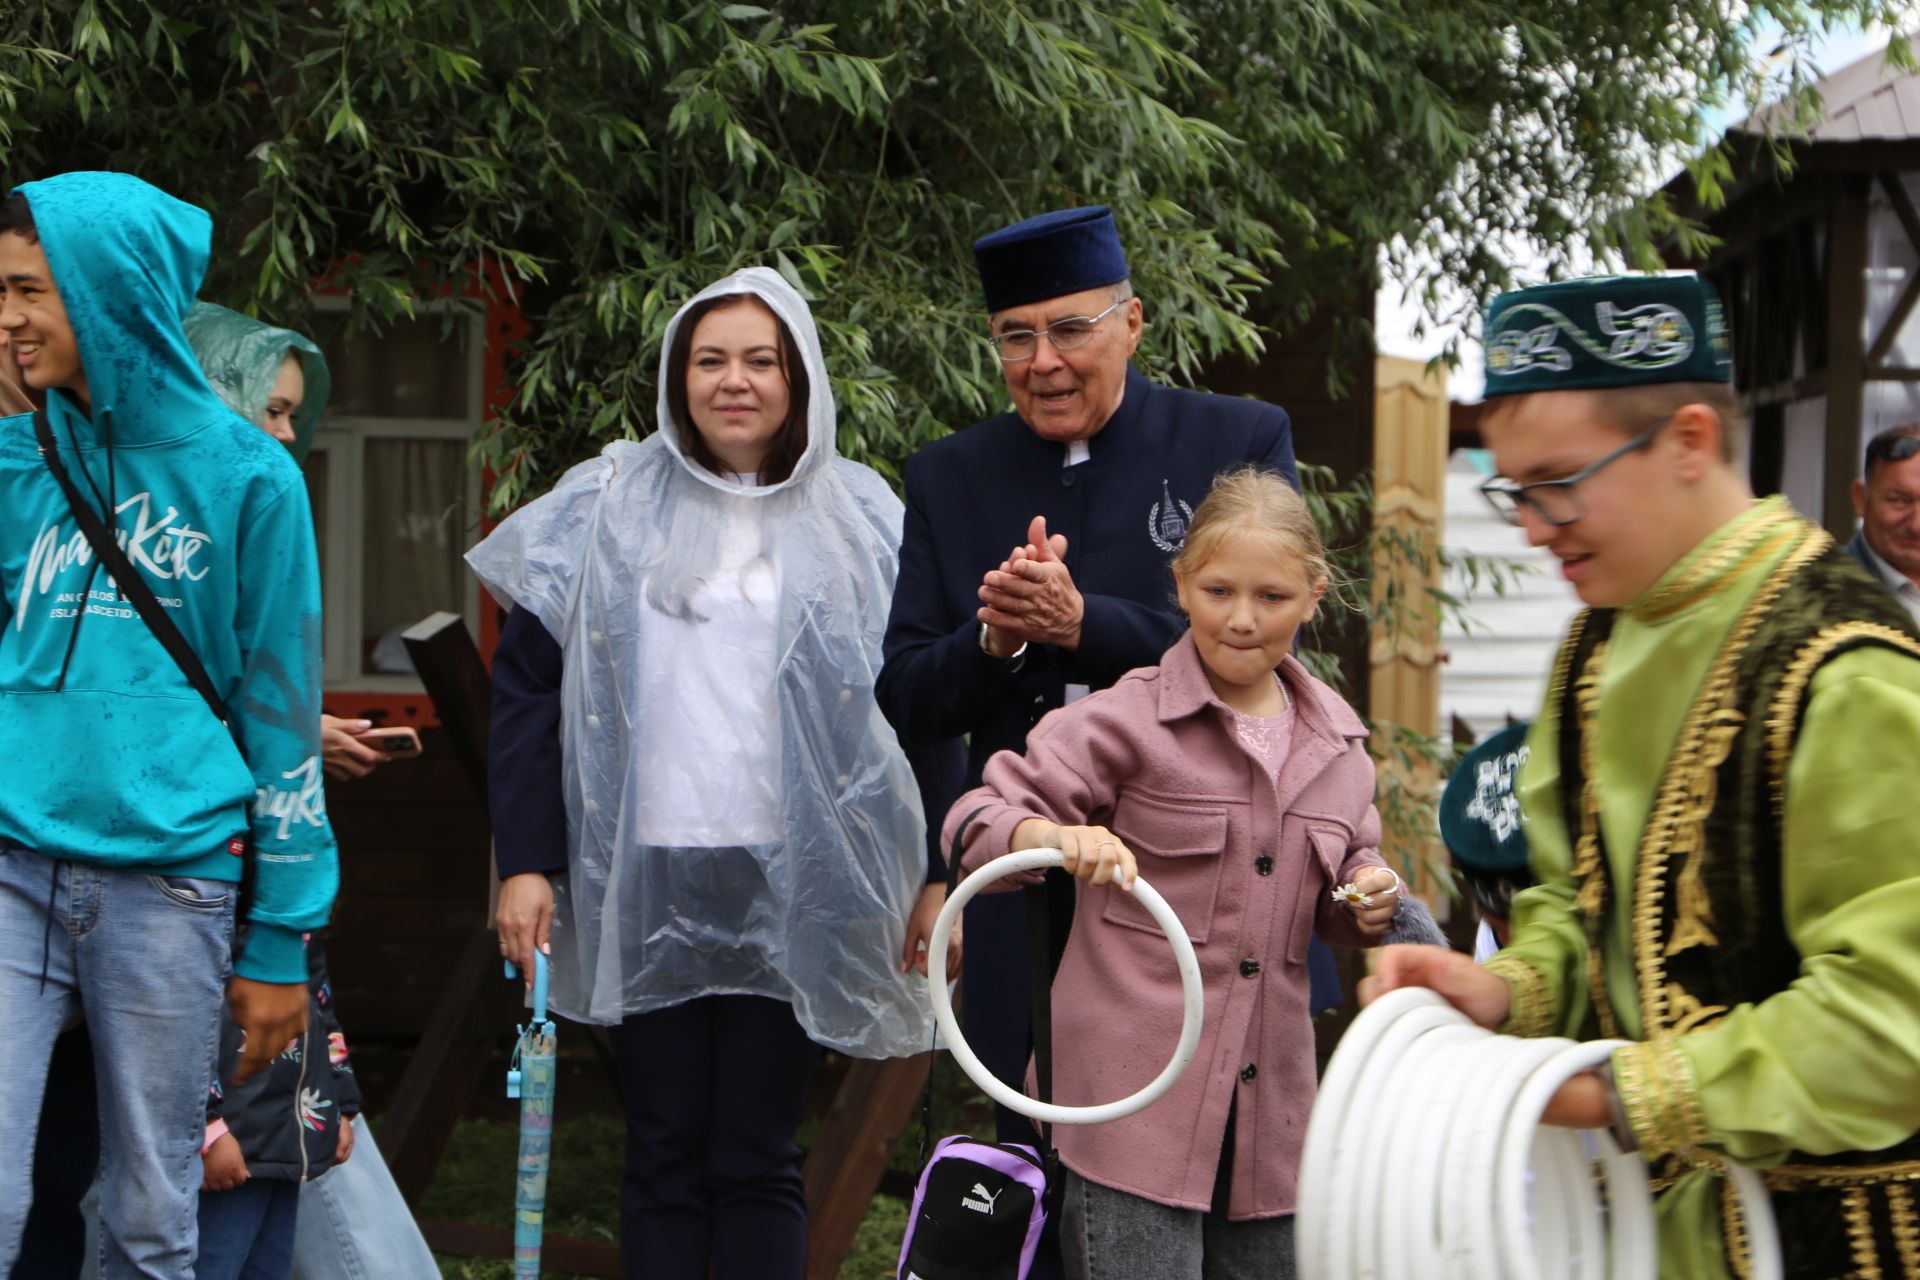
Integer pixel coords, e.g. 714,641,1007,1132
1669,39,1920,534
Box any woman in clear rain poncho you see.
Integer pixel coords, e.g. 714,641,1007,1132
469,267,960,1280
183,302,443,1280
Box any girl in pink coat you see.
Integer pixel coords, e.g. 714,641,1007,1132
944,465,1399,1280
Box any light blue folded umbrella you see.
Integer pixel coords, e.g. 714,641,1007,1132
504,950,558,1280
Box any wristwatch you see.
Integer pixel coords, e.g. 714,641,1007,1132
978,622,1028,667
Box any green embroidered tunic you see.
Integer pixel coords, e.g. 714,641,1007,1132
1491,497,1920,1278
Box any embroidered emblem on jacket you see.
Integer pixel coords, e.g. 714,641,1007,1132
1148,479,1193,553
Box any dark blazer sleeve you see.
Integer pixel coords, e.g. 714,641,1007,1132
905,736,966,885
489,607,569,879
878,453,1033,747
1258,402,1300,490
1060,596,1183,690
1061,398,1298,688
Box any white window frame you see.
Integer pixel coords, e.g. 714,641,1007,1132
304,296,485,690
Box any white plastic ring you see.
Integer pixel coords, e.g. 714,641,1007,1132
1297,987,1777,1280
927,848,1205,1126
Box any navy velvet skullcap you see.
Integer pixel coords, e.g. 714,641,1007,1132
1483,274,1732,398
1439,721,1533,878
972,206,1131,313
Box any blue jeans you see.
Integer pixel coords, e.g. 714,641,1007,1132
0,843,235,1279
288,1123,437,1280
197,1180,299,1280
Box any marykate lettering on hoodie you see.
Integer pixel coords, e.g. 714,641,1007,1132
0,171,336,985
16,491,213,629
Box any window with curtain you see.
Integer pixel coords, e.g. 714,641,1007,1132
302,303,483,687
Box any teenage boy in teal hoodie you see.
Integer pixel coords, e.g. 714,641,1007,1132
0,173,337,1278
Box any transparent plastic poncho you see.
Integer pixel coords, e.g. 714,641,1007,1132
466,268,932,1057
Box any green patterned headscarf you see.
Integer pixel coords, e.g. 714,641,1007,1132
1482,274,1731,398
182,301,331,463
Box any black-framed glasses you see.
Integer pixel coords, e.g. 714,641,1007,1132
1479,418,1667,528
987,298,1127,363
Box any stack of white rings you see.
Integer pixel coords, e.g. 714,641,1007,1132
1296,986,1782,1280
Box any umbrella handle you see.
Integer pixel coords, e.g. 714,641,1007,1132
504,948,550,1025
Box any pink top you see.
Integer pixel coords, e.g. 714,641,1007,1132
1228,687,1295,781
945,634,1385,1220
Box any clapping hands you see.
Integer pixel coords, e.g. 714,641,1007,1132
977,515,1085,652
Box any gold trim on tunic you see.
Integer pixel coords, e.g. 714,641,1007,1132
1628,527,1830,1039
1767,621,1920,822
1627,498,1800,624
1613,1036,1708,1161
1484,952,1554,1038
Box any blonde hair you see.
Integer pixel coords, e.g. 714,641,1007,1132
1171,466,1330,588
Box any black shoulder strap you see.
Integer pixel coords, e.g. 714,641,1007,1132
1026,880,1054,1146
919,803,995,1165
34,408,233,731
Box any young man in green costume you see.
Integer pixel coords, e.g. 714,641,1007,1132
1369,274,1920,1278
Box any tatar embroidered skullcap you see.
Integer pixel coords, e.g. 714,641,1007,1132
972,206,1130,314
1482,274,1732,398
1439,721,1533,877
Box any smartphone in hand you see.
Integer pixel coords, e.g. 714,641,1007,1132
358,725,423,758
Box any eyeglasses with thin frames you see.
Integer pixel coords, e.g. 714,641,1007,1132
987,298,1128,363
1478,417,1668,528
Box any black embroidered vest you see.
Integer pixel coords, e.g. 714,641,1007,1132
1553,530,1920,1278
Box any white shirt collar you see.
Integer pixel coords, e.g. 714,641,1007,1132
1063,439,1090,467
1860,534,1920,624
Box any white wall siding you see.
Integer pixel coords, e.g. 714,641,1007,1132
1439,449,1583,742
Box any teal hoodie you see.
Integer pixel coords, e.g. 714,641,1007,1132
0,172,336,983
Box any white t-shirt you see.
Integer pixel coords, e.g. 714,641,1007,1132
634,481,783,846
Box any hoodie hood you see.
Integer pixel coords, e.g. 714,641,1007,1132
0,173,337,985
653,266,834,494
14,172,227,447
183,301,331,464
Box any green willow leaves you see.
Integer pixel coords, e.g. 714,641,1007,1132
1,0,1904,507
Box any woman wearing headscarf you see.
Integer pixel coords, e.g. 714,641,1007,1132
183,304,390,783
184,303,442,1280
468,267,955,1280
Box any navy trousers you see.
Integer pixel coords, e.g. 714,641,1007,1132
606,994,820,1280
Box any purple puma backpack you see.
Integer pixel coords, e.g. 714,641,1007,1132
897,1135,1048,1280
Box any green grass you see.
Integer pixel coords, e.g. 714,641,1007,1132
426,1056,989,1278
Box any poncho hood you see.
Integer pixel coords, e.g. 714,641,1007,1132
654,266,834,492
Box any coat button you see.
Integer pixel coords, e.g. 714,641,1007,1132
1239,958,1260,978
1062,471,1077,488
1240,1063,1258,1082
1255,855,1274,876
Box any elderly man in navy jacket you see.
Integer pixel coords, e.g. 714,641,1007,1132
878,207,1334,1171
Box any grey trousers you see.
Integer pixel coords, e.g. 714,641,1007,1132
1060,1169,1297,1280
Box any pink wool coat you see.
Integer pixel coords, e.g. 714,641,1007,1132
943,633,1385,1219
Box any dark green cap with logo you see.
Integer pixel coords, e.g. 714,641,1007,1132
1483,274,1732,398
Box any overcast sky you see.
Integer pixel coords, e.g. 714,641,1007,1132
1374,22,1895,403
